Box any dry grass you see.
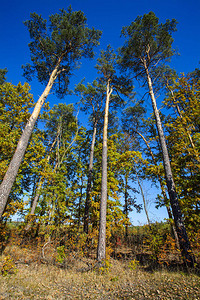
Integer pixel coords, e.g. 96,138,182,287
0,249,199,300
0,234,199,300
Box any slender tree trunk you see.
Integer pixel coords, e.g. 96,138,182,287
166,205,180,249
24,179,43,231
77,173,84,231
49,192,56,226
144,63,195,267
30,134,59,216
97,80,112,262
30,181,43,216
84,120,97,234
26,118,78,230
136,130,179,248
124,175,129,239
135,169,151,228
0,66,59,219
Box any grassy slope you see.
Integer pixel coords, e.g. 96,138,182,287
0,257,199,299
0,223,199,299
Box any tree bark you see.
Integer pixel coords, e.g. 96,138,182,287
0,65,59,219
97,80,112,262
84,119,97,234
144,62,195,267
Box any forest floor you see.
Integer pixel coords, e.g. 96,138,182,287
0,246,199,300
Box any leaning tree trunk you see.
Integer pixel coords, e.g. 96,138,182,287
144,63,195,267
0,64,59,219
97,80,112,262
84,119,97,234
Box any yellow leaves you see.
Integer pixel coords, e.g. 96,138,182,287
128,259,139,270
157,233,180,265
90,198,100,210
2,199,24,219
98,260,111,274
1,256,18,277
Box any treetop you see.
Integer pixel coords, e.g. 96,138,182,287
22,6,102,97
119,11,177,77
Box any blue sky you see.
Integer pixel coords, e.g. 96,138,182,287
1,0,200,88
1,0,200,225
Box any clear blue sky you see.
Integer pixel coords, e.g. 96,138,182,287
1,0,200,89
1,0,200,225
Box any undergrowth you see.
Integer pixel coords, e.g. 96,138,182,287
0,254,199,299
0,223,199,299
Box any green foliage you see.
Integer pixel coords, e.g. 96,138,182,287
119,11,177,79
56,245,66,264
0,82,34,161
22,7,101,97
75,79,105,128
0,68,7,85
96,45,117,79
96,45,134,99
0,82,45,218
163,74,200,233
29,103,84,225
144,222,170,261
1,7,199,267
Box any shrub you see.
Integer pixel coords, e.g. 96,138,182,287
1,255,18,276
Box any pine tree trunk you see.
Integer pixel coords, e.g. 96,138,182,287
84,120,97,234
0,66,59,219
144,64,195,267
97,80,112,262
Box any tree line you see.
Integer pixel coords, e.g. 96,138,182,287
0,7,199,267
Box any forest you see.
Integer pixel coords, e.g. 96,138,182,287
0,6,199,299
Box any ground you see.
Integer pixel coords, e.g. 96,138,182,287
0,256,199,299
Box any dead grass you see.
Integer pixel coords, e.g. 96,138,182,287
0,250,199,299
0,235,199,299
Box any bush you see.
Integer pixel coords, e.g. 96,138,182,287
1,255,18,276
